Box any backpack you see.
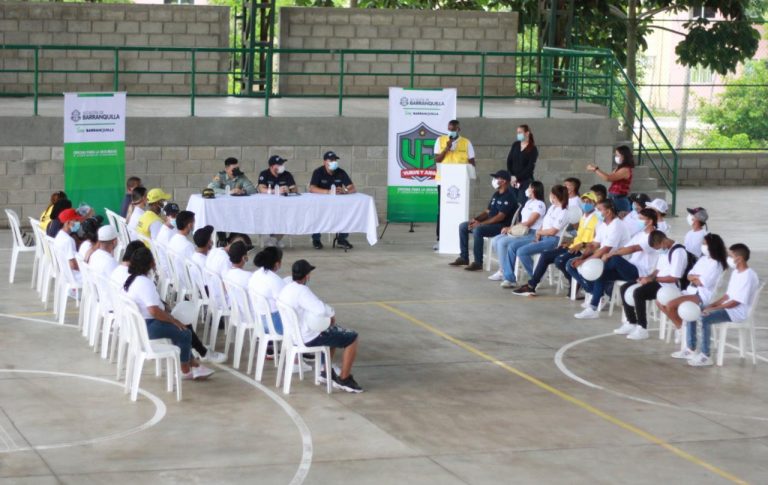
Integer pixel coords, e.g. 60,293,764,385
669,244,697,290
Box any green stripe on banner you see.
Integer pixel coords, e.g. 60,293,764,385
77,93,115,97
64,141,125,219
387,186,438,223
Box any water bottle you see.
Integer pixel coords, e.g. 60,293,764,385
330,184,336,196
225,184,231,197
266,184,272,195
274,183,281,197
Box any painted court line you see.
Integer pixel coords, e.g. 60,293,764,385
374,301,749,485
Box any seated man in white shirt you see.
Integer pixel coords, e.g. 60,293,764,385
126,186,147,240
278,260,362,393
87,226,119,278
192,225,214,269
223,242,252,288
52,208,84,284
684,207,709,258
205,233,252,278
156,202,179,247
681,243,760,366
167,211,196,287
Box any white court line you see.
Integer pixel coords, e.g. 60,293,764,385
554,331,768,422
0,312,74,327
0,369,166,453
213,364,312,485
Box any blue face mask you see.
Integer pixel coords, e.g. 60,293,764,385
581,202,594,213
170,218,177,229
448,131,458,138
516,133,525,142
328,161,339,171
635,220,646,233
658,248,669,255
71,222,81,233
596,212,605,223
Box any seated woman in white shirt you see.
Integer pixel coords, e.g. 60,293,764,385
661,233,728,338
249,246,286,335
489,181,546,281
76,217,100,260
683,207,709,258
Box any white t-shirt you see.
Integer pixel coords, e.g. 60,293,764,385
684,228,708,258
168,233,195,260
541,205,569,232
278,281,332,344
110,264,129,289
78,240,93,260
156,224,176,246
124,274,162,320
205,247,232,278
148,220,163,240
191,251,208,269
724,268,759,322
89,248,118,279
249,268,286,313
626,230,655,277
127,207,144,238
656,245,688,288
53,230,81,283
594,218,628,250
683,256,723,305
224,267,252,290
520,199,546,231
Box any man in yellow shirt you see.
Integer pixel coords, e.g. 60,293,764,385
512,191,600,296
136,188,172,240
434,119,475,249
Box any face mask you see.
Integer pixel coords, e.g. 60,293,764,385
550,197,558,206
328,161,339,171
633,205,640,213
231,167,244,177
581,202,594,213
596,212,605,223
491,178,500,190
701,245,710,257
516,132,525,142
727,256,737,269
686,214,695,226
71,222,81,233
170,218,177,229
658,248,669,256
525,188,532,198
636,220,647,233
448,131,458,138
277,165,286,174
614,155,621,165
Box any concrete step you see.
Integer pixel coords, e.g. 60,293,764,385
631,177,659,191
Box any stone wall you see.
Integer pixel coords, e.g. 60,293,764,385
278,7,518,97
0,2,230,95
677,152,768,186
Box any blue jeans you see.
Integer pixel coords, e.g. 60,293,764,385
587,256,639,309
687,308,730,356
146,318,193,363
517,235,559,279
459,221,504,264
566,258,592,294
609,193,631,213
493,233,535,282
261,310,283,335
528,247,566,288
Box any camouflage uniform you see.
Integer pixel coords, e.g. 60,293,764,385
207,170,257,195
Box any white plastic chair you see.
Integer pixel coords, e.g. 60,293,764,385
484,206,522,271
275,300,332,395
712,282,765,367
223,280,258,371
203,267,231,351
105,208,127,260
119,293,182,402
38,234,60,310
513,225,568,284
248,292,284,382
5,209,36,284
184,260,210,334
50,236,82,325
28,218,48,293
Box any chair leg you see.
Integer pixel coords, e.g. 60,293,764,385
658,314,667,340
255,338,268,382
738,329,746,359
275,341,287,388
30,256,39,289
165,358,173,392
246,332,258,375
100,315,114,360
282,348,295,394
174,357,182,401
233,325,246,370
716,327,727,367
9,247,18,283
130,355,146,402
324,349,332,394
749,326,757,366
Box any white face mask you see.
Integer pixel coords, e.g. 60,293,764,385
727,256,737,269
328,161,339,171
686,214,695,226
614,155,621,164
525,188,532,198
277,165,286,174
491,178,500,190
701,245,710,257
550,197,558,206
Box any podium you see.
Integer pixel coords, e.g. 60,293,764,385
438,163,474,254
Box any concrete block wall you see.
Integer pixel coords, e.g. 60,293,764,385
278,7,518,97
0,2,230,95
676,152,768,186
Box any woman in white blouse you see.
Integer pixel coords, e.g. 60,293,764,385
248,246,286,335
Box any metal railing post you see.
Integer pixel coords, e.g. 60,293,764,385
671,152,678,215
33,47,39,116
608,60,614,117
338,51,344,117
637,108,643,165
190,49,196,117
479,53,486,118
265,46,272,117
409,51,415,88
546,54,553,118
113,48,120,92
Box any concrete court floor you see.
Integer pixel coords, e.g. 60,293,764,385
1,186,767,485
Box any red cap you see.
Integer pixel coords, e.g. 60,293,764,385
58,208,83,223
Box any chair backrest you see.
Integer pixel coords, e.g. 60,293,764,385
92,271,117,313
50,235,81,287
276,299,302,349
116,292,152,355
112,212,132,246
166,248,191,292
5,209,26,249
185,260,208,303
43,236,61,278
223,280,255,328
204,267,230,310
250,291,276,336
28,218,45,257
745,282,765,324
567,205,583,225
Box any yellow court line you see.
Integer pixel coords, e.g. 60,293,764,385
375,301,749,485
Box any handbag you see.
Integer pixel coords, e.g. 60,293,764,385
508,223,528,237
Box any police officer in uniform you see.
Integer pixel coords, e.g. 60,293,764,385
257,155,297,194
208,157,257,195
308,151,356,250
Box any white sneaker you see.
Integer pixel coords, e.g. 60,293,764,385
192,365,215,380
500,280,515,288
265,237,278,247
627,326,649,340
613,321,636,335
687,353,713,367
293,361,312,374
581,300,592,309
488,270,504,281
574,307,600,319
671,348,696,360
201,349,226,364
673,328,682,344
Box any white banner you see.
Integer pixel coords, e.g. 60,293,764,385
64,92,126,143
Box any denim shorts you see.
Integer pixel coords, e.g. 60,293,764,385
305,325,358,348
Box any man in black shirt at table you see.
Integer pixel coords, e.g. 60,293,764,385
257,155,298,195
308,151,356,250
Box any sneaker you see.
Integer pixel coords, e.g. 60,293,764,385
192,365,215,380
580,300,592,309
574,307,600,319
626,326,650,340
276,239,286,249
266,344,275,360
293,361,312,374
488,270,504,281
433,242,439,251
671,348,696,360
336,239,353,250
318,368,338,384
201,349,226,364
333,373,364,393
302,353,315,362
500,280,515,288
613,321,636,335
182,371,194,380
687,353,714,367
449,257,469,266
512,284,536,296
265,237,278,247
312,240,323,250
574,289,586,301
464,262,483,271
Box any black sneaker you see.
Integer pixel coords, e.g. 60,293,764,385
332,373,363,393
449,257,469,266
302,353,315,362
512,284,536,296
318,368,338,384
335,239,353,250
312,239,323,250
266,343,274,360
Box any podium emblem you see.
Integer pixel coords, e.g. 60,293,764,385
396,122,440,182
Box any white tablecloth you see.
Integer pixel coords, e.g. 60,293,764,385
186,193,380,245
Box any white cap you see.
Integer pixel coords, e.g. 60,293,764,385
645,198,669,214
98,225,118,242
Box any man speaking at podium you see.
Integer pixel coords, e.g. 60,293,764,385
434,119,475,250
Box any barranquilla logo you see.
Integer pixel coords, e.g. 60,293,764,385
397,122,441,182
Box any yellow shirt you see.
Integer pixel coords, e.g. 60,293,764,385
435,135,474,182
569,212,599,250
136,210,164,239
40,206,53,229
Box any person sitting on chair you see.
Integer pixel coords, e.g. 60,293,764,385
308,151,356,250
